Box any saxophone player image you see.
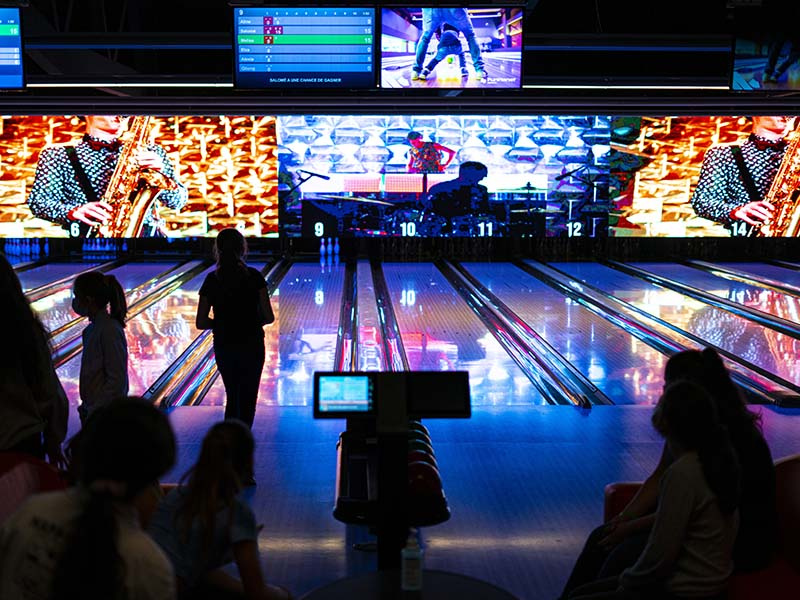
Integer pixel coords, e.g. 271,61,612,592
691,116,799,237
27,115,188,237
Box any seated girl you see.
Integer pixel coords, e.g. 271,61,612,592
568,380,741,600
149,420,291,600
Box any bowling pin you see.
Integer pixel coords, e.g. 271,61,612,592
334,238,340,254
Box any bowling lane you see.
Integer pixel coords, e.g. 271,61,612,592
382,263,543,405
18,262,102,291
56,265,213,405
202,262,346,407
552,262,800,389
35,262,179,342
464,262,666,405
713,262,800,290
631,262,800,326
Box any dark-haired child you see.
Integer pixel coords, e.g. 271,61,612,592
71,271,129,423
149,420,291,600
568,381,741,600
560,347,776,598
0,398,177,600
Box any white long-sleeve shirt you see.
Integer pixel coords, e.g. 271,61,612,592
621,451,739,597
79,310,129,415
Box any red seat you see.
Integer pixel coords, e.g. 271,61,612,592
0,452,66,524
603,454,800,600
728,454,800,600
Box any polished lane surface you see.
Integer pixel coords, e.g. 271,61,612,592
39,262,181,347
18,262,101,291
713,262,800,289
56,264,212,405
383,263,543,405
202,262,346,407
464,262,667,405
632,262,800,326
553,262,800,388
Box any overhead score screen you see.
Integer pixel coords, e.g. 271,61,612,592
234,6,376,89
380,6,523,89
0,8,23,89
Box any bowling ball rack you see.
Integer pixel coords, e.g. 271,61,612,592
333,421,451,527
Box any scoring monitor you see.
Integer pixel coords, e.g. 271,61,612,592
0,7,23,89
234,6,376,89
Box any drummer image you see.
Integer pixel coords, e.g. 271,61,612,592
424,161,496,234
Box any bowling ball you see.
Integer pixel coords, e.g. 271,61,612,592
409,422,430,437
408,450,438,469
408,438,435,456
408,461,443,496
408,429,432,444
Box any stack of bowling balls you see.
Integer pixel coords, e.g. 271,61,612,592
408,420,450,526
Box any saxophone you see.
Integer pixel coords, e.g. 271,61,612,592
758,124,800,237
91,116,177,238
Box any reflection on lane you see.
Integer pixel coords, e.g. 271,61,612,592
633,262,800,327
554,262,800,389
56,265,211,405
19,262,100,291
383,263,543,406
203,263,345,407
38,263,176,345
465,262,666,405
716,262,800,290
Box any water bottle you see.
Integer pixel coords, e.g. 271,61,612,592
401,528,423,591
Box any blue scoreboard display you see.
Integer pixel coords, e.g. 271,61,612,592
0,8,22,89
234,6,376,89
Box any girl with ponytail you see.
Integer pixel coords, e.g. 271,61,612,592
568,382,740,600
149,420,291,600
72,271,129,423
0,398,177,600
196,229,274,432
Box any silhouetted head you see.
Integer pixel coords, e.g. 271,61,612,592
459,161,488,184
73,271,128,326
79,397,176,500
664,347,756,430
214,228,248,279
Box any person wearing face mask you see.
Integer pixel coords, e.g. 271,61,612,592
71,271,129,424
690,115,797,237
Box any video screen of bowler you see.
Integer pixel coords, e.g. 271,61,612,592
234,7,376,89
317,375,373,414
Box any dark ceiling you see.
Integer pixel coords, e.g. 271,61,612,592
5,0,800,112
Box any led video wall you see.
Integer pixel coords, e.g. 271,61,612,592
1,114,795,240
610,115,797,238
0,115,278,238
278,114,610,238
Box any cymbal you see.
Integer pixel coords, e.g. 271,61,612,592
495,187,546,192
309,195,392,206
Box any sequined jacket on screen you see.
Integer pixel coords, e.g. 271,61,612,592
26,136,188,230
690,135,786,226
